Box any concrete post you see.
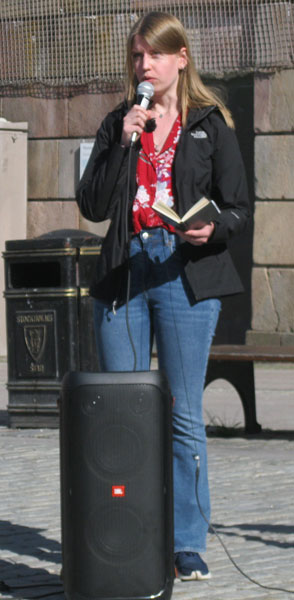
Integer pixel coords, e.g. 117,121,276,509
0,119,28,356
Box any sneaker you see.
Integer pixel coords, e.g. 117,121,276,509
175,552,211,581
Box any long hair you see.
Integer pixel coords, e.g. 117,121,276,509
126,12,234,128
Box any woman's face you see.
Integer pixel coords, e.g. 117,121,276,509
131,34,187,99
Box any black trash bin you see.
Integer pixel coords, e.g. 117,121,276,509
3,229,102,428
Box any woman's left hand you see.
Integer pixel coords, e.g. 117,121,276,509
176,222,215,245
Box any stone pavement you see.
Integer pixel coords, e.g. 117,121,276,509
0,358,294,600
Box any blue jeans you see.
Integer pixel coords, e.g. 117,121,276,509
93,228,221,553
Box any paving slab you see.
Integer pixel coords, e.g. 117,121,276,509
0,358,293,600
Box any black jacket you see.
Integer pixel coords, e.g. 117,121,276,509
76,102,250,303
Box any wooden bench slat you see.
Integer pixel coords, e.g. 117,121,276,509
209,345,294,362
152,344,293,433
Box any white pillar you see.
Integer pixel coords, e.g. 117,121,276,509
0,119,28,357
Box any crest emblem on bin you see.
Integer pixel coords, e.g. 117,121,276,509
24,325,47,362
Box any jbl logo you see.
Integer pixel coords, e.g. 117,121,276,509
112,485,126,497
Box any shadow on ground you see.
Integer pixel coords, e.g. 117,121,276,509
0,521,63,599
206,425,294,441
210,522,294,550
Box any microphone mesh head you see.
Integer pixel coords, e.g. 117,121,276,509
137,81,154,99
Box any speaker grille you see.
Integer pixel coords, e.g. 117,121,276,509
86,504,146,563
60,372,174,600
86,423,143,477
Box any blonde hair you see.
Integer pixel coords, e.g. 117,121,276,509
126,12,234,128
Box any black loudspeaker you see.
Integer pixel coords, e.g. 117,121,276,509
60,371,174,600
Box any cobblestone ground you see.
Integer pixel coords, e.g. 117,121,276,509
0,425,294,600
0,360,294,600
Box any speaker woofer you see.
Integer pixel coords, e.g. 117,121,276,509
86,423,144,478
86,504,146,562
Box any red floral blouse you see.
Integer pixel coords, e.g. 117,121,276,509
132,113,182,234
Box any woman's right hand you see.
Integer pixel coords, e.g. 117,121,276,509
120,104,151,146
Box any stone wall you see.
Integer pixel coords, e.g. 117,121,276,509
246,69,294,346
1,68,293,350
1,92,123,239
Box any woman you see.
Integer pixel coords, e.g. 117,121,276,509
76,11,250,581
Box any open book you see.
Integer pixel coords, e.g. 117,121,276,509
152,197,221,231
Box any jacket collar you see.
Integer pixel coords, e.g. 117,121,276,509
118,100,220,130
186,105,218,130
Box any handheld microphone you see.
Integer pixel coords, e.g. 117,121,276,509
131,81,154,145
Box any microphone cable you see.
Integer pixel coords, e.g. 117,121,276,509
122,82,155,373
122,85,155,372
123,141,137,372
117,86,293,595
167,295,294,595
115,101,293,596
193,454,294,595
